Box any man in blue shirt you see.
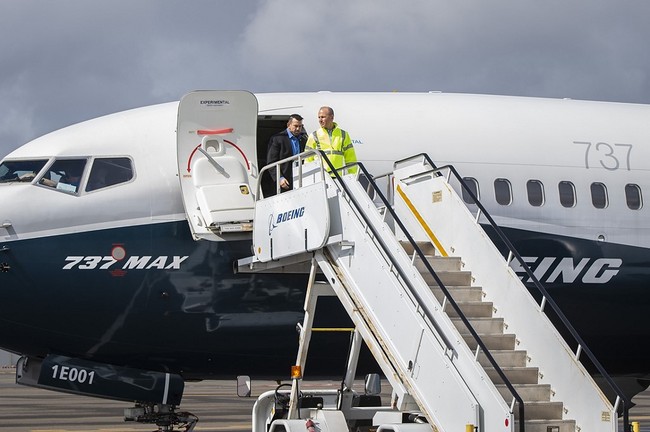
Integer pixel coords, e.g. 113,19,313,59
265,114,307,195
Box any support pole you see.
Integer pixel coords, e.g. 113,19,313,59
342,330,363,391
288,258,319,419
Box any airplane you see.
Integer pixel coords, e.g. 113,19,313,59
1,90,649,427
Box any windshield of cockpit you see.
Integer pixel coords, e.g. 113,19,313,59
37,158,87,193
0,159,49,183
0,157,134,194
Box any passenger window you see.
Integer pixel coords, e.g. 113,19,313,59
461,177,479,204
558,181,576,208
0,159,48,183
625,184,642,210
526,180,544,207
38,159,87,194
590,182,608,209
86,157,134,192
494,178,512,205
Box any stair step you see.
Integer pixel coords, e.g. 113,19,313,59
513,401,564,421
463,333,516,351
430,286,483,303
496,383,552,402
400,241,437,256
413,255,462,272
422,270,472,286
477,350,528,368
451,317,505,334
445,301,493,318
516,419,576,432
397,219,576,432
485,366,540,384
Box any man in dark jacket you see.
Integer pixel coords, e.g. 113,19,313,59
265,114,307,195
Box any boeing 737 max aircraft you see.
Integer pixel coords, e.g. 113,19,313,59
0,91,649,424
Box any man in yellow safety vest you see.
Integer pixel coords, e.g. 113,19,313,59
305,106,357,174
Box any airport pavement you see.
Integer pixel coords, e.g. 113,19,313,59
1,368,649,431
0,369,348,431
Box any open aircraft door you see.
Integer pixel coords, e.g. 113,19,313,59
177,90,259,241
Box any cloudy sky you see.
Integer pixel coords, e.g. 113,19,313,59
1,0,649,158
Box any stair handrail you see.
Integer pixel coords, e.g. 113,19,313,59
316,152,526,431
394,152,631,432
257,149,327,198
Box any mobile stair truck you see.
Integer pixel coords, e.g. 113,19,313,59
176,91,630,432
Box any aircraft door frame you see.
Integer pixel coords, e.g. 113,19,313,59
177,90,259,241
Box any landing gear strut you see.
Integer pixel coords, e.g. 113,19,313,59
124,403,198,431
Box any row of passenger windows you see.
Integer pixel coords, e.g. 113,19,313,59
462,178,643,210
0,157,134,194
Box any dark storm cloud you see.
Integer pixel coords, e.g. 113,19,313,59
240,0,650,100
1,0,649,158
0,1,262,156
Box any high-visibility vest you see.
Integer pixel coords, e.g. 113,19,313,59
305,124,357,173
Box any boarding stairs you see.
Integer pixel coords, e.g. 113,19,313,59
239,152,626,432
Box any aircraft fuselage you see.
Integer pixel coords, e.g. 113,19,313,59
1,91,650,387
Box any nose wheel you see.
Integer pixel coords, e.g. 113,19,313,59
124,403,198,431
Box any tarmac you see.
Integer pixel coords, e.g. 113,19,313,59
0,368,649,431
0,368,349,431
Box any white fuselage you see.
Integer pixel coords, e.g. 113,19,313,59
4,92,649,248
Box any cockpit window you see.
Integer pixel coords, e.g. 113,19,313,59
86,157,134,192
0,159,48,183
38,159,87,194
